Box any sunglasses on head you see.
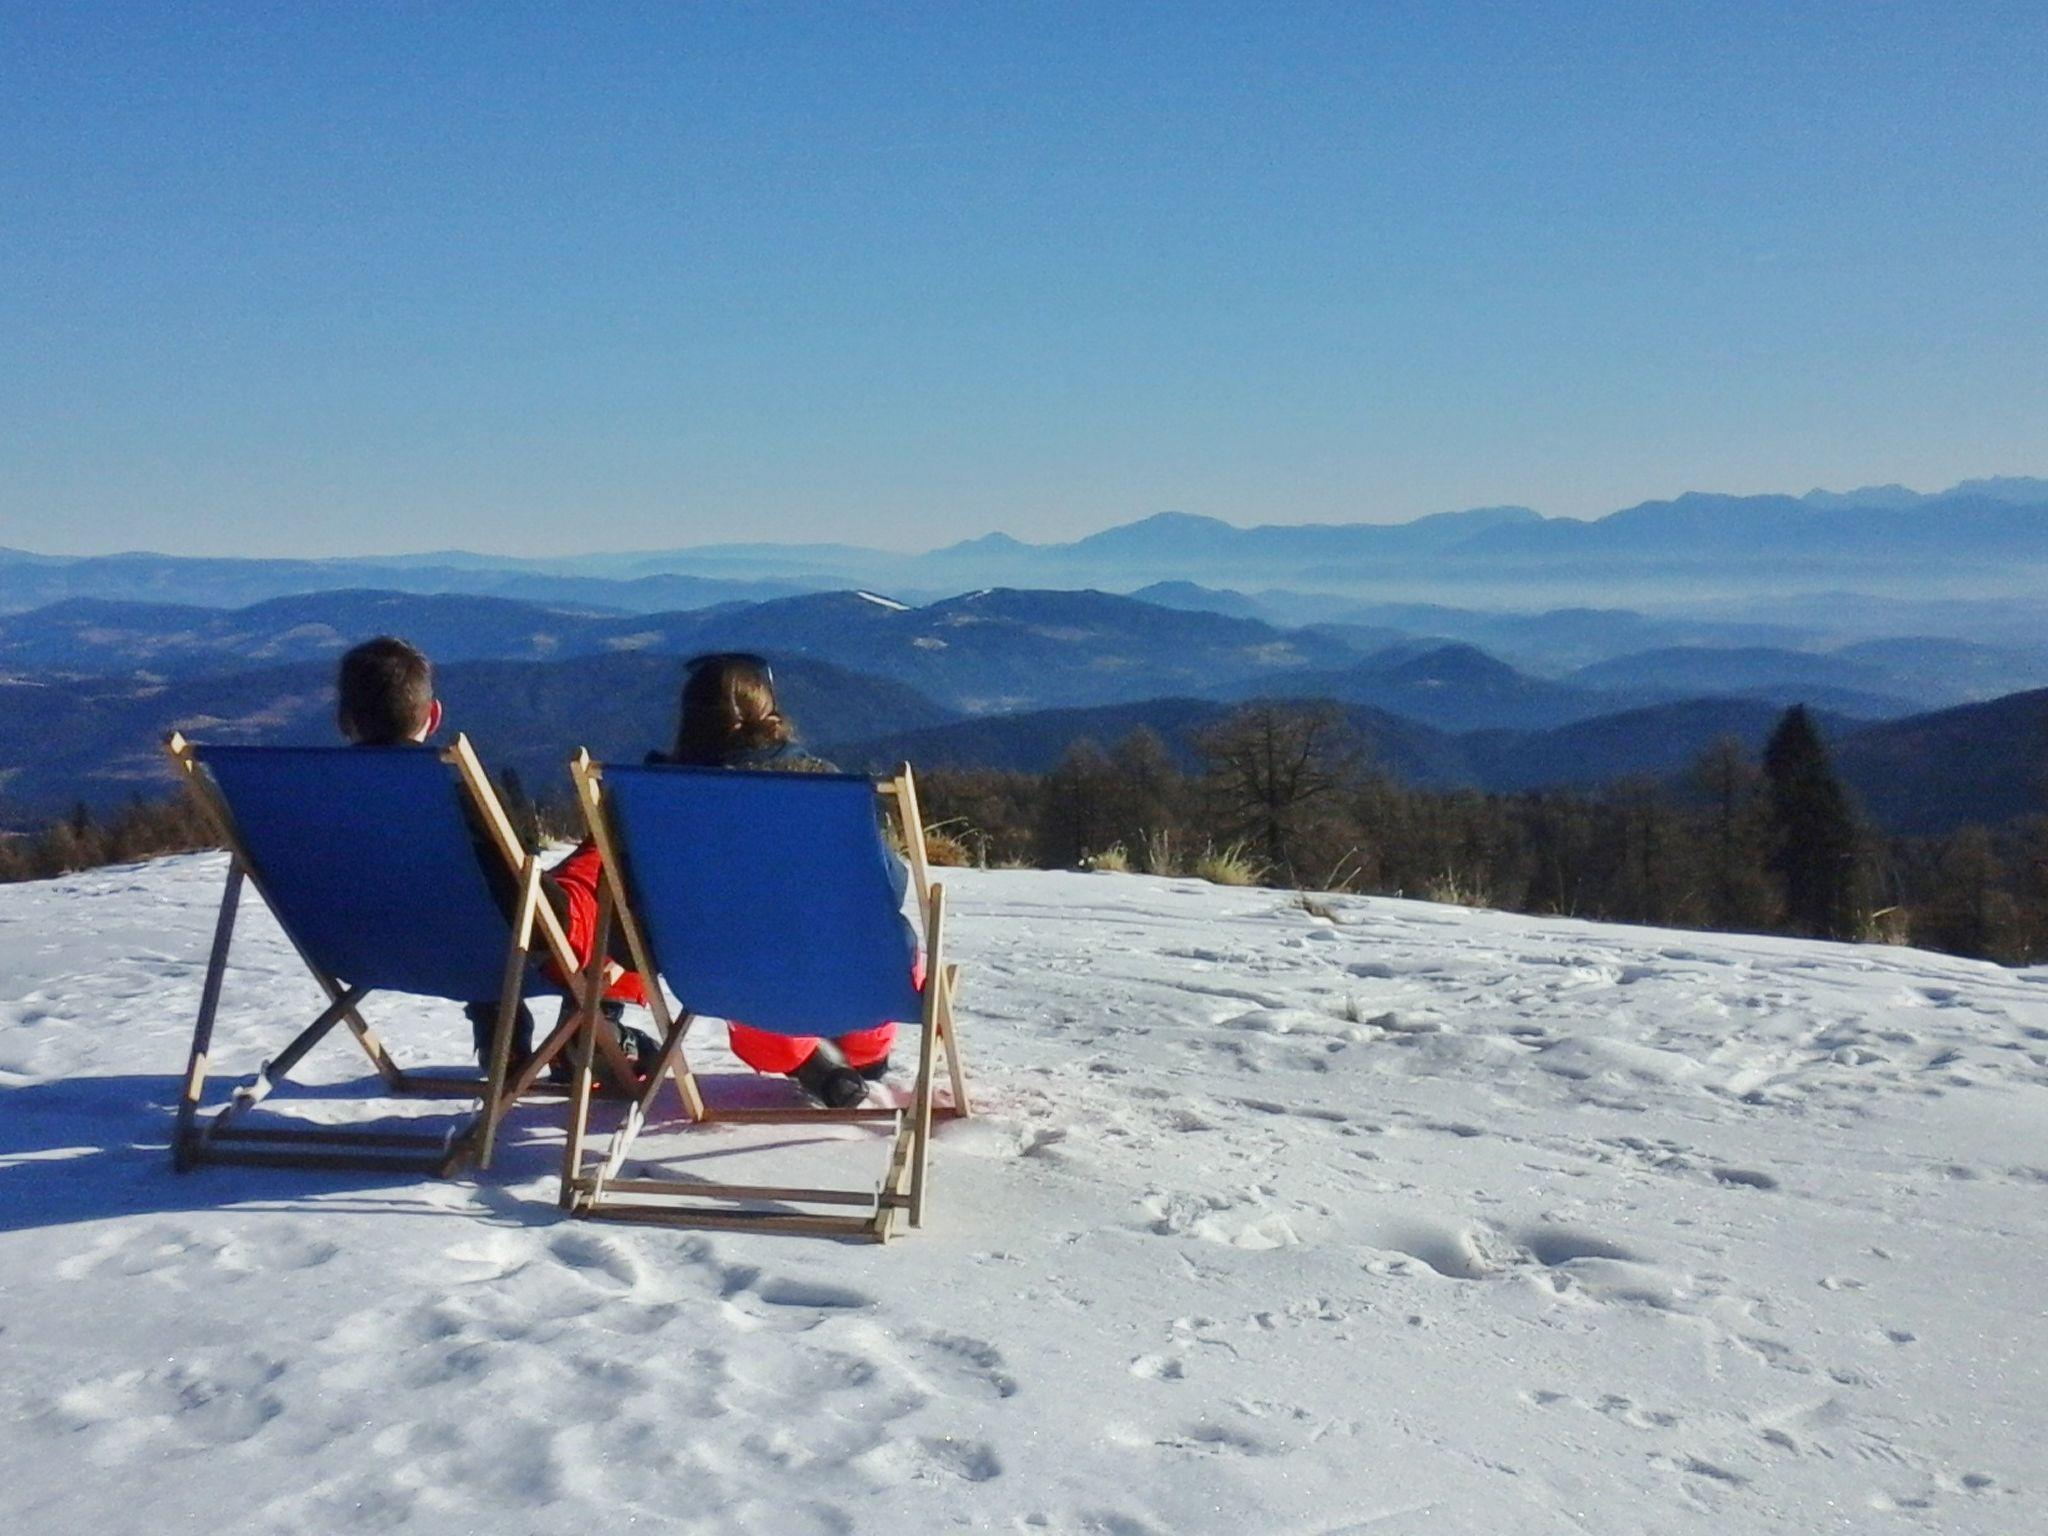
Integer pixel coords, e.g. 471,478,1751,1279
684,651,774,685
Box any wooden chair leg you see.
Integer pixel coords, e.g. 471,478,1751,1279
910,884,945,1227
476,859,542,1170
560,885,612,1209
939,963,971,1117
174,864,244,1172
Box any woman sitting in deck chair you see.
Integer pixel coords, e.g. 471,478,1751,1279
551,653,913,1109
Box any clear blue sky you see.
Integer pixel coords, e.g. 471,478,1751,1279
2,2,2043,557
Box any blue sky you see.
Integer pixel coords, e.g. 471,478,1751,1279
2,2,2042,557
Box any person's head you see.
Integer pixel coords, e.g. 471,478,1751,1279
671,652,789,765
336,636,442,745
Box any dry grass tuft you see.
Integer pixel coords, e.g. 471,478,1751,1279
1422,868,1493,908
1193,841,1262,887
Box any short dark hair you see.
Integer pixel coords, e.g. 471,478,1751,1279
337,637,435,745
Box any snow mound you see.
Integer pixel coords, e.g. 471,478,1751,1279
2,856,2043,1533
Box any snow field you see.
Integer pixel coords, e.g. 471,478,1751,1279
1,854,2044,1534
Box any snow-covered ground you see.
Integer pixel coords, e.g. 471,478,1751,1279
3,854,2045,1535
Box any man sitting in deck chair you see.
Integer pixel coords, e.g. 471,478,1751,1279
164,646,647,1176
333,637,658,1080
558,748,971,1240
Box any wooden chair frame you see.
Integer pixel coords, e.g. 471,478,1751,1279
559,754,971,1241
164,732,642,1177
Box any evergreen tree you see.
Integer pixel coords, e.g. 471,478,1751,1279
1762,706,1864,939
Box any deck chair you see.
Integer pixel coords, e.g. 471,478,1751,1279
165,733,643,1177
559,754,970,1241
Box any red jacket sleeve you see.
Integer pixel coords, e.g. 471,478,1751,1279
547,839,647,1005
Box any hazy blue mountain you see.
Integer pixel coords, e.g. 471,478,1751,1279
587,587,1363,713
12,477,2048,612
0,592,633,677
1236,643,1611,730
0,585,1371,716
0,653,952,822
828,697,1478,787
1796,477,2048,511
1461,700,1809,793
1127,581,1269,621
1828,636,2048,704
0,549,809,616
1305,604,1821,671
1796,484,1931,512
1712,683,1926,721
1833,688,2048,835
1567,646,1908,700
1568,640,2048,715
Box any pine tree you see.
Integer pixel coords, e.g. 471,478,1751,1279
1762,706,1864,939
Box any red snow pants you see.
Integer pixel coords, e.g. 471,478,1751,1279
552,838,914,1073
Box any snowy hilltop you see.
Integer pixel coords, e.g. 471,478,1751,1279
2,854,2043,1534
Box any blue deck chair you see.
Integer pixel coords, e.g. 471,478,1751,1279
561,752,970,1241
164,733,641,1177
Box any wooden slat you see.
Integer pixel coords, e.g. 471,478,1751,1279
700,1105,908,1125
909,882,944,1227
185,1147,448,1174
579,1177,883,1208
209,1125,454,1149
581,1201,883,1239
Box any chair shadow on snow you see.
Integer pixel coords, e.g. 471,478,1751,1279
0,1069,520,1235
0,1066,899,1237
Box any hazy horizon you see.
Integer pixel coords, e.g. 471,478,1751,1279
4,471,2046,564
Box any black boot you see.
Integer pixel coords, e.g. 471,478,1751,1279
856,1055,892,1082
549,998,660,1083
792,1040,869,1109
467,999,535,1079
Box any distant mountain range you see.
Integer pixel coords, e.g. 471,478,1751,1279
8,477,2048,615
0,551,810,616
9,588,2041,727
0,588,1362,714
0,653,953,815
1,582,2042,835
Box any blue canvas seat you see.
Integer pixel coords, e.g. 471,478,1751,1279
165,734,628,1177
560,754,970,1241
